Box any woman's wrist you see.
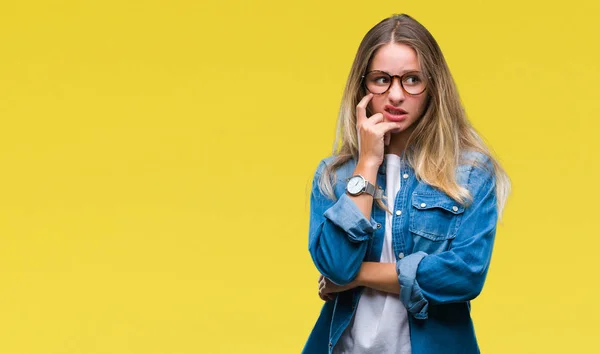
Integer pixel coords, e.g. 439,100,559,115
354,159,380,187
354,263,368,287
356,157,381,172
353,262,401,294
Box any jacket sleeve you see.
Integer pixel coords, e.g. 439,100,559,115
308,160,378,286
396,161,499,319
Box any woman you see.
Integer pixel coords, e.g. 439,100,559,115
303,14,510,354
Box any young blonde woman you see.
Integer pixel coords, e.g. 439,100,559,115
303,14,510,354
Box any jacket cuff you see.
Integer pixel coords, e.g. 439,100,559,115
397,251,429,319
323,193,377,242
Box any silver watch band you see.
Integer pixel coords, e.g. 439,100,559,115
359,177,383,199
364,180,376,196
364,181,384,199
373,187,384,199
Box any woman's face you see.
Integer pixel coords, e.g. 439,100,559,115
366,42,429,135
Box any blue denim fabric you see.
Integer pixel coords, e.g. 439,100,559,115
303,151,498,354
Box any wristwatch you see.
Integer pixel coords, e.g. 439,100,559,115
346,175,383,198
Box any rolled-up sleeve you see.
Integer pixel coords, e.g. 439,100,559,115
397,251,429,319
309,161,378,286
323,193,377,242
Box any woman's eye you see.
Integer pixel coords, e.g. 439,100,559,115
374,76,390,84
404,75,422,85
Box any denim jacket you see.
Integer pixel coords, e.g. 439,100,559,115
303,151,498,354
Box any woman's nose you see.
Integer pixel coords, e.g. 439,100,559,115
387,77,406,102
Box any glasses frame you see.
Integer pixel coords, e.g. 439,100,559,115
361,70,430,96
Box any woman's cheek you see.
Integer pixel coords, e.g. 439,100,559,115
367,101,377,115
369,99,384,115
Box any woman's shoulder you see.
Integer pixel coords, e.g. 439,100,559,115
313,155,358,181
457,150,496,189
459,150,492,168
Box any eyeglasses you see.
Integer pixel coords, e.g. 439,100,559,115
361,70,428,96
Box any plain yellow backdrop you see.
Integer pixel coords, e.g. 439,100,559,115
0,0,598,353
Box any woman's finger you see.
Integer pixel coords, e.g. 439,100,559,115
376,121,404,135
318,290,335,302
319,291,327,301
356,93,374,124
366,112,384,125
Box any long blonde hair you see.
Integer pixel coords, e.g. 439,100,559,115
319,14,511,215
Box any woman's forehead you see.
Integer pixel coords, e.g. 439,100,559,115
369,43,420,73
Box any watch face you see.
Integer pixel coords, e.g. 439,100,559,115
347,176,365,195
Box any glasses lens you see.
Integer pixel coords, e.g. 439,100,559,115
402,72,426,95
365,72,391,94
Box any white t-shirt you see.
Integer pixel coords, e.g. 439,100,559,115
334,154,412,354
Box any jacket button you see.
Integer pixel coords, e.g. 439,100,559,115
403,173,409,179
420,203,427,208
398,252,405,259
395,210,402,216
452,206,459,212
329,342,333,347
376,223,382,229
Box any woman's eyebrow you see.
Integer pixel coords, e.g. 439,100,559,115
371,68,421,74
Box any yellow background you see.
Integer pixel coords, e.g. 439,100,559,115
0,0,598,353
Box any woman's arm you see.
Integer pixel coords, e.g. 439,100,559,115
355,262,400,294
308,161,378,286
397,161,499,319
310,94,404,286
319,262,399,297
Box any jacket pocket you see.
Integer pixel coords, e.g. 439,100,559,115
409,191,465,254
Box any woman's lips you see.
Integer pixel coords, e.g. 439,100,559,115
383,108,408,122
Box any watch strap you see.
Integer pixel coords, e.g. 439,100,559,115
365,181,384,199
364,180,376,196
373,187,384,199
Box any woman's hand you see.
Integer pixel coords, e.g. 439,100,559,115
356,93,402,167
318,274,358,301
